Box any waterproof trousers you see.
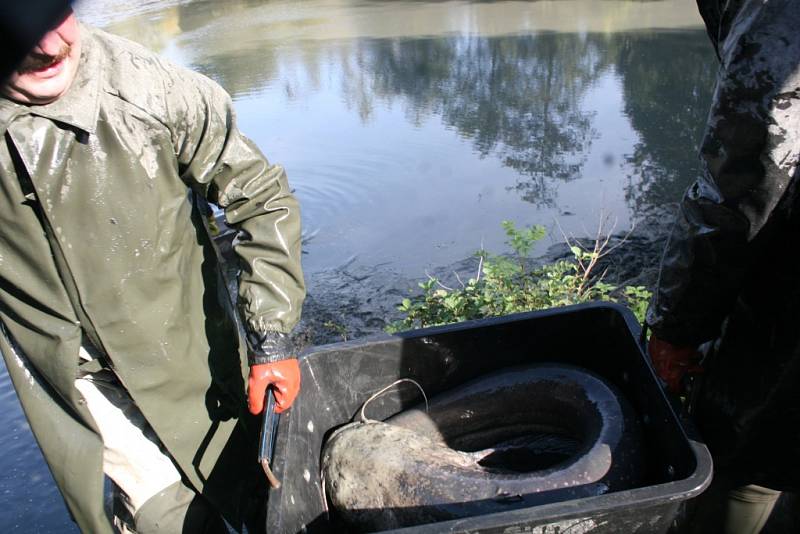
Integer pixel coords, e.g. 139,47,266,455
723,485,781,534
685,470,782,534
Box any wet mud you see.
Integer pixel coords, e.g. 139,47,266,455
290,223,671,351
212,208,673,361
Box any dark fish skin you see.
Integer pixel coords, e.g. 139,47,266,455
322,364,644,531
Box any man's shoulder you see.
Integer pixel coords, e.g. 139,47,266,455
85,26,198,121
86,25,157,62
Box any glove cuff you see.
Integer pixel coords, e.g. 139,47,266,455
247,331,294,365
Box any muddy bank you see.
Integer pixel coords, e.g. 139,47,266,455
291,215,674,350
214,208,674,351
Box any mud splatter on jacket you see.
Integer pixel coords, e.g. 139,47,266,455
647,0,800,488
0,25,305,531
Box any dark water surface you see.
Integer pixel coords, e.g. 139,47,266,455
0,0,716,530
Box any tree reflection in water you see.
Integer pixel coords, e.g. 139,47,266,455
613,31,716,218
83,0,717,217
100,1,717,214
333,29,715,211
344,34,604,206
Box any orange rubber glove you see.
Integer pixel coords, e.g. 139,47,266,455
648,336,703,394
247,358,301,415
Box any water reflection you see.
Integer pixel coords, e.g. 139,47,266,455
329,29,716,210
87,0,715,215
75,0,715,272
357,34,601,207
614,31,716,217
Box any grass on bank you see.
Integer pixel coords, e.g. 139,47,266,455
388,220,651,333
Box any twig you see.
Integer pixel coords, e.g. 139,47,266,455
425,270,453,291
599,222,636,258
555,211,637,298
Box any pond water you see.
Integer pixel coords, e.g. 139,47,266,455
82,0,716,274
0,0,717,531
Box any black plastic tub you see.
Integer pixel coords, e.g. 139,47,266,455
265,302,712,533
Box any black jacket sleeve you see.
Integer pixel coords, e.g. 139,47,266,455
647,0,800,346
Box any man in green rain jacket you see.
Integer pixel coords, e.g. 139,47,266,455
0,9,305,533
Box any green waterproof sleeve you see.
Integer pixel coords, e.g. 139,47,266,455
160,63,305,363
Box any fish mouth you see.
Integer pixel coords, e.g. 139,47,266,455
472,430,583,473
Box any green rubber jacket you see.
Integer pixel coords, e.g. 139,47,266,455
0,26,305,531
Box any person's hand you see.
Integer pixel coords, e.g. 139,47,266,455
648,336,702,394
247,358,301,415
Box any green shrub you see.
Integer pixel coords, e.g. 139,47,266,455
388,221,651,332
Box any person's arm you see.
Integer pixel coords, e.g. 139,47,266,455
648,0,800,345
648,1,800,380
161,62,306,413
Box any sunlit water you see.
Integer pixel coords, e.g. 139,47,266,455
81,0,715,274
0,0,716,530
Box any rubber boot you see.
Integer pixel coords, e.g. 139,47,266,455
125,480,229,534
724,485,781,534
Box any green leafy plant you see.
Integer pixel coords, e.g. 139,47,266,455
388,220,651,333
323,320,349,342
